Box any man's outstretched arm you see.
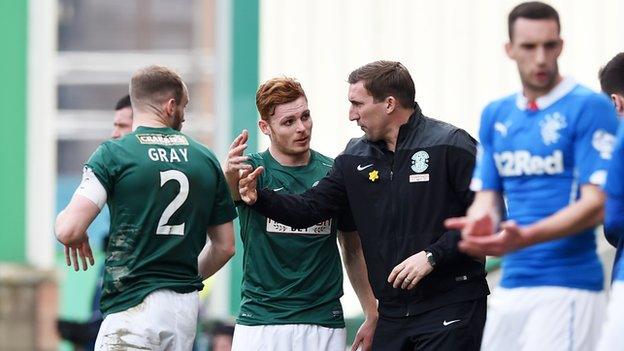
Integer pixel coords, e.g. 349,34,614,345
454,185,604,257
239,164,350,228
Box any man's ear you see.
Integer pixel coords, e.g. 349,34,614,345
258,119,270,136
504,42,513,60
611,94,624,117
385,96,397,114
163,98,176,116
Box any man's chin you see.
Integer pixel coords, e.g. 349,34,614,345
286,146,311,155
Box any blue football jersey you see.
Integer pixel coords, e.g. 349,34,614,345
605,121,624,282
473,78,619,291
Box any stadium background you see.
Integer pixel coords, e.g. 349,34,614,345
0,0,622,349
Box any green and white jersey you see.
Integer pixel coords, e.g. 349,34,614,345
85,126,237,315
237,150,345,328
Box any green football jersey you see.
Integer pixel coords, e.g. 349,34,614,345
86,126,237,315
236,150,345,328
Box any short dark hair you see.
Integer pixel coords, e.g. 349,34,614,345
348,60,415,109
130,65,185,111
115,94,131,111
508,2,560,41
599,53,624,96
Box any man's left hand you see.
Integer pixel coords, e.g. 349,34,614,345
458,220,528,257
387,251,433,289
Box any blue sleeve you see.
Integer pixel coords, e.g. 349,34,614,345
471,103,502,191
604,122,624,247
574,94,619,186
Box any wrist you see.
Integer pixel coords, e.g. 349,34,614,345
424,250,437,269
364,310,379,321
520,225,539,247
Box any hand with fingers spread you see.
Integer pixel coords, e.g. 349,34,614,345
387,251,433,290
239,167,264,205
445,212,497,239
224,130,253,200
64,235,95,271
458,220,528,257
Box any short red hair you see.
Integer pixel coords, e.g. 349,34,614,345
256,77,307,120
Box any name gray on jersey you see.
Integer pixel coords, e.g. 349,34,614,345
148,147,189,162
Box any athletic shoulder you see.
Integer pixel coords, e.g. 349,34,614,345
570,84,613,110
310,150,334,169
419,116,477,154
88,139,118,163
482,94,516,123
247,152,265,169
339,137,369,157
186,137,216,160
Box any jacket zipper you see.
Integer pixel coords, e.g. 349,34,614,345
387,151,410,316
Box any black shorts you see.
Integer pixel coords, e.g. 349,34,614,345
372,298,486,351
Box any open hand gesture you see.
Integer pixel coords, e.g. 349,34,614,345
224,130,252,200
238,167,264,205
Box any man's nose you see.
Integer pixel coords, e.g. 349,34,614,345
348,106,358,121
295,119,306,132
535,46,546,65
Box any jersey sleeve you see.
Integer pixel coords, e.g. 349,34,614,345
574,94,619,186
471,104,503,192
207,155,238,226
604,122,624,247
74,166,108,209
251,156,350,229
336,207,357,232
85,143,116,194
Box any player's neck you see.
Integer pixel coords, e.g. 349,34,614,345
268,146,311,167
523,75,563,102
132,113,171,130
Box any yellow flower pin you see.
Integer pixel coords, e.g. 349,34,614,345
368,169,379,182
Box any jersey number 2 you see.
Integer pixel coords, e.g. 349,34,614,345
157,170,189,235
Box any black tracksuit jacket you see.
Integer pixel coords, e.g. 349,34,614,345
252,106,489,317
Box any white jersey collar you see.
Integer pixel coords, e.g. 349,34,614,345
515,76,577,110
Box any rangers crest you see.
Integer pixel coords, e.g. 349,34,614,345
592,129,615,159
539,112,567,145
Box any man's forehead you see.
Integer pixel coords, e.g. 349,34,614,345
114,107,132,119
349,81,371,99
273,96,308,117
511,18,560,42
